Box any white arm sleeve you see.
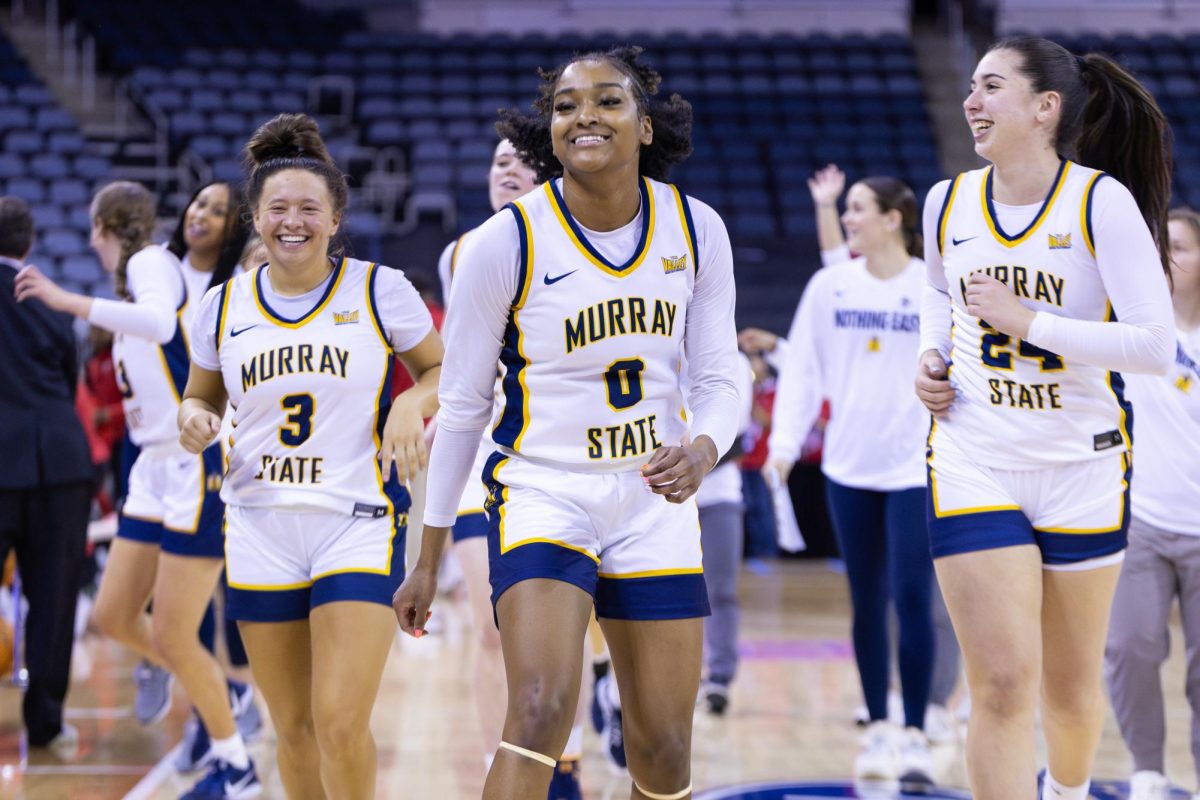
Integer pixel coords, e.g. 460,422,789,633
1024,178,1174,374
88,247,182,344
374,265,434,353
820,243,852,268
684,200,742,458
189,285,224,370
767,273,826,465
919,180,954,358
423,210,521,527
436,240,456,308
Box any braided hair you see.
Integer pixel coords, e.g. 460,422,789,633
496,45,694,183
90,181,157,301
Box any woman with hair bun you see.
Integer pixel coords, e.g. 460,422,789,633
394,46,742,800
917,36,1175,799
16,181,261,799
178,113,443,799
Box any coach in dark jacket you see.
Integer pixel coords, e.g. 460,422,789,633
0,196,93,748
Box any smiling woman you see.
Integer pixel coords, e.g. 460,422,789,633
394,47,742,800
175,113,444,800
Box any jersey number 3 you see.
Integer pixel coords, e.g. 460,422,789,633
279,393,315,446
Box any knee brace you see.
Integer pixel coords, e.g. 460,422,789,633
497,741,556,769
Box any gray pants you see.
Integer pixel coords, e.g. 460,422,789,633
1104,516,1200,785
700,502,744,683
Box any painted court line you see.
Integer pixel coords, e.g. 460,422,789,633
121,744,180,800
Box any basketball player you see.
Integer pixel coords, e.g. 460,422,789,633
916,37,1174,800
769,176,936,787
1103,207,1200,800
179,113,442,800
394,47,741,800
14,181,261,798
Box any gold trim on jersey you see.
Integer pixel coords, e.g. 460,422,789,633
1102,302,1133,447
981,160,1072,248
215,280,234,349
668,184,696,270
926,421,1020,517
449,231,469,277
1080,172,1105,257
364,262,394,353
1036,451,1129,534
493,456,601,564
252,258,348,329
162,451,206,534
937,175,963,256
598,567,705,579
507,201,536,451
544,178,657,278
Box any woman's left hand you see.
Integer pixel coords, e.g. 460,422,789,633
379,395,427,485
964,272,1036,339
641,436,718,504
14,265,80,315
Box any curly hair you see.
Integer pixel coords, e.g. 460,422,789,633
90,181,158,301
496,45,694,183
166,181,251,290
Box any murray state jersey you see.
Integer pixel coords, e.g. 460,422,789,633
493,177,699,470
212,258,397,515
935,160,1130,467
111,247,189,447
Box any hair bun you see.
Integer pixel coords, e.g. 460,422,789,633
243,113,331,169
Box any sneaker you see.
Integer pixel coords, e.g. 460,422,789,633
180,759,262,799
702,680,730,716
594,674,627,773
924,703,957,746
852,703,869,726
590,671,607,734
134,660,174,726
174,714,215,773
854,721,899,783
1129,770,1171,800
43,722,79,758
227,681,263,743
547,758,583,800
897,726,934,791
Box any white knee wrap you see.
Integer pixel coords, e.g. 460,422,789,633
634,781,692,800
497,741,557,768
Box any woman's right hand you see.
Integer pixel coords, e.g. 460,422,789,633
915,350,955,417
392,560,440,637
765,458,793,488
14,264,89,317
808,164,846,208
179,408,221,453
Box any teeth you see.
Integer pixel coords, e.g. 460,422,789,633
574,135,606,145
279,235,306,243
972,121,992,132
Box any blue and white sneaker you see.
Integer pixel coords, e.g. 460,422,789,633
547,758,583,800
227,681,263,743
174,714,215,773
134,660,174,726
179,759,262,799
593,674,627,772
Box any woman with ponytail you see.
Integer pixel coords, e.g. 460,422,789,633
766,174,938,789
178,113,442,800
915,37,1175,799
15,181,262,799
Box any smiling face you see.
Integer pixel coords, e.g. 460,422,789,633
841,182,901,254
252,168,340,271
964,48,1059,163
1169,217,1200,297
182,183,231,259
488,139,538,212
549,59,653,179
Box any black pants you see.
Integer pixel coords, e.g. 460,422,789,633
0,482,91,745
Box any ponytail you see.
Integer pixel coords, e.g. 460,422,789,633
90,181,157,300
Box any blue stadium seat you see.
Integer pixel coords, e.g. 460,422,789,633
412,163,453,189
211,158,242,183
30,154,70,179
0,153,23,179
50,180,88,206
5,131,43,156
365,120,405,147
73,156,110,181
413,141,453,162
212,111,249,137
0,107,32,130
15,85,52,106
190,89,224,112
60,255,100,284
189,134,227,159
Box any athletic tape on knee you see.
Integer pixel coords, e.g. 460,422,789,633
634,781,692,800
497,741,557,768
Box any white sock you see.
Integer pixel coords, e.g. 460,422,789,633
209,733,249,769
605,674,621,710
1042,772,1090,800
562,723,583,760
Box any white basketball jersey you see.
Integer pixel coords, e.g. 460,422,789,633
212,257,396,515
935,160,1130,467
111,249,189,447
492,177,699,470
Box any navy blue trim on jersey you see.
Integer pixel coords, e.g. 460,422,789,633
254,257,345,325
213,281,230,350
1084,172,1108,251
678,189,701,274
595,573,711,620
935,174,963,255
117,514,163,545
548,177,652,273
1106,307,1134,447
227,586,310,622
161,444,226,557
160,325,191,398
452,511,489,543
984,158,1068,242
366,262,394,352
492,204,532,450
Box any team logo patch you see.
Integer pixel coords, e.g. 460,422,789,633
333,310,360,325
867,336,881,353
1048,232,1072,249
662,254,688,274
1178,374,1193,393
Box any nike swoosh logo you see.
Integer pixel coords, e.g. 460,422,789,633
230,325,257,337
543,270,578,285
224,773,256,794
951,236,977,246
